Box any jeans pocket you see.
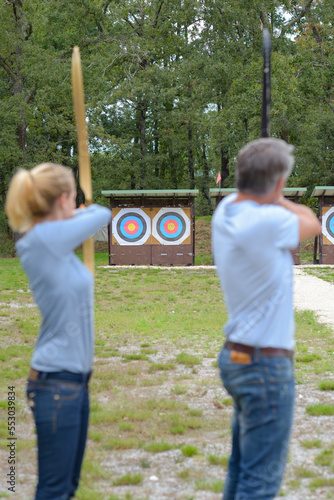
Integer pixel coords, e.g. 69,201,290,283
55,381,82,402
53,381,84,430
222,368,267,427
270,358,294,383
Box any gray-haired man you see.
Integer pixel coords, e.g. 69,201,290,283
212,138,320,499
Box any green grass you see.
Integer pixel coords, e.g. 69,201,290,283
195,479,224,493
302,266,334,285
148,362,175,372
112,473,143,486
143,441,174,453
1,257,334,499
121,353,148,362
171,384,188,395
314,447,334,467
306,404,334,416
295,353,322,363
294,466,316,478
208,454,229,467
309,477,334,491
176,352,201,367
318,380,334,391
180,444,198,457
301,439,323,449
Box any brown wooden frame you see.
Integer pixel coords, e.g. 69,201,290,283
102,190,198,266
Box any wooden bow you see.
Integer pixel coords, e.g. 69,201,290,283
261,28,271,138
71,46,94,275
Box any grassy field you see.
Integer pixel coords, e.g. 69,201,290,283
0,256,333,499
302,267,334,286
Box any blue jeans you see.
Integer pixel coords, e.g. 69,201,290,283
219,347,295,500
27,372,90,500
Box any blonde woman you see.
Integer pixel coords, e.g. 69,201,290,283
6,163,111,500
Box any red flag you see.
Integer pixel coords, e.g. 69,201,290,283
216,171,221,184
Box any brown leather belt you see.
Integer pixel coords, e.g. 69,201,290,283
225,341,294,360
28,368,92,384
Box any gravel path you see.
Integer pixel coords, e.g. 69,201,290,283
294,267,334,329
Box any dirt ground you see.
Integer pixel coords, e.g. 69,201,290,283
1,267,333,500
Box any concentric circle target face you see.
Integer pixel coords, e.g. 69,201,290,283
112,208,151,245
322,207,334,244
157,212,186,241
152,208,190,245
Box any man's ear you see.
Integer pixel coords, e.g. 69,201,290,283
274,177,285,196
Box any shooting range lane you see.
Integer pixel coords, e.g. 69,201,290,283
99,264,334,331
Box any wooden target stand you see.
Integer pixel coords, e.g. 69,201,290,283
101,190,199,265
210,187,307,265
311,186,334,264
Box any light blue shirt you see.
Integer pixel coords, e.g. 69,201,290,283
212,194,299,349
16,204,111,373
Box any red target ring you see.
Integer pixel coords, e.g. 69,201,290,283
124,220,139,235
163,219,179,235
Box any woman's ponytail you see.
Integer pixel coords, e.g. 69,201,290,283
5,163,74,232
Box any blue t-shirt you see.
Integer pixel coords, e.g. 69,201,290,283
212,194,299,349
16,204,111,373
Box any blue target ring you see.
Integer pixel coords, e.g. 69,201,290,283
117,213,147,243
326,212,334,239
156,212,186,242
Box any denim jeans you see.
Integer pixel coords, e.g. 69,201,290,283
27,372,90,500
218,347,295,500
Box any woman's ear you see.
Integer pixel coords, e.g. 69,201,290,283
56,192,67,209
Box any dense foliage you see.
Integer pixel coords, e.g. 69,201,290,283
0,0,333,214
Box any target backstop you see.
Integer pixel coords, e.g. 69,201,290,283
311,187,334,264
102,190,199,265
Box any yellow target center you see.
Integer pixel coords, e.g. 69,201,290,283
128,223,136,232
168,223,175,231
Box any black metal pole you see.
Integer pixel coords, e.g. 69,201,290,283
261,28,271,138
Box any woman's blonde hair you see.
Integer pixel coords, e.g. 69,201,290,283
5,162,75,233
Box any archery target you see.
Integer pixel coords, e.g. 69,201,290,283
112,208,151,245
322,207,334,245
152,208,190,245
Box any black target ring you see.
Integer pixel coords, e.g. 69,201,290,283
156,211,186,242
116,212,147,243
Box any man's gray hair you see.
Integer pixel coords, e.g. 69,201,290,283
236,138,294,195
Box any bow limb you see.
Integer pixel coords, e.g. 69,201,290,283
71,46,94,275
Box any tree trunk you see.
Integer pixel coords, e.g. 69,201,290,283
202,143,212,213
188,121,195,189
154,119,159,178
130,173,136,189
220,149,229,186
169,143,178,189
137,99,148,188
217,103,229,186
0,1,35,166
